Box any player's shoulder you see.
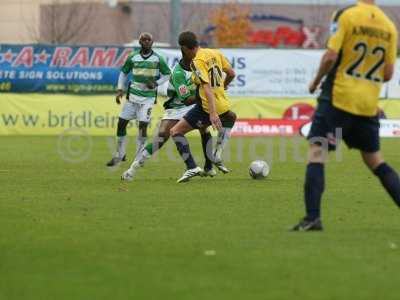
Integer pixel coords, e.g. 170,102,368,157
152,50,167,60
195,48,223,62
130,49,141,56
194,48,209,61
389,20,398,35
206,48,224,58
377,10,397,34
126,49,140,61
331,4,357,22
172,63,185,76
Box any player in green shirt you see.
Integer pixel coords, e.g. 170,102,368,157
107,33,171,167
121,55,216,181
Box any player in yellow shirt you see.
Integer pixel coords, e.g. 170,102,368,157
293,0,400,231
170,31,237,183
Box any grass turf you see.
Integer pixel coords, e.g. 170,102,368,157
1,136,400,300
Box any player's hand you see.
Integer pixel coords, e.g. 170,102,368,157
309,79,320,94
116,89,124,105
146,81,157,89
210,113,222,131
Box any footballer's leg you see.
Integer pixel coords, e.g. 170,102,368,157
353,117,400,208
137,121,148,157
106,117,130,167
141,119,176,162
362,151,400,207
136,103,154,156
198,127,216,177
292,101,353,231
170,118,202,183
292,143,327,231
121,120,176,181
107,101,138,167
213,110,237,173
291,102,337,231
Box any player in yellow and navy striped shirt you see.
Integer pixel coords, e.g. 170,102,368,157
292,0,400,231
170,31,237,183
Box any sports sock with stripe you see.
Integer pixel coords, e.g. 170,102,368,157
214,128,232,162
172,134,197,170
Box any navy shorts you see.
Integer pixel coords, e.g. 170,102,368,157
183,104,231,129
308,101,380,153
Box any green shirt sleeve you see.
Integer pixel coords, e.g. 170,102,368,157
158,55,171,75
172,70,191,101
120,52,134,74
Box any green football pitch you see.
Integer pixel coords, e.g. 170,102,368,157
1,136,400,300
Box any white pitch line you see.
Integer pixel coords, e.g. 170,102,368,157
204,250,216,256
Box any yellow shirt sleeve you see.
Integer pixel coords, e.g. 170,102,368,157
218,51,232,72
191,59,209,84
387,25,398,65
327,10,348,53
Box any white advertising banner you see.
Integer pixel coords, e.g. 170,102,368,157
158,48,399,98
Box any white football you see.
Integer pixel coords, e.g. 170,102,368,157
249,160,270,179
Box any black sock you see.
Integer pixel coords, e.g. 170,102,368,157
200,132,213,170
304,163,325,220
374,163,400,207
172,134,197,170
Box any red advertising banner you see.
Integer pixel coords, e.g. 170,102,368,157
231,119,309,137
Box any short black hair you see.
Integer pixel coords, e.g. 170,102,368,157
178,31,198,49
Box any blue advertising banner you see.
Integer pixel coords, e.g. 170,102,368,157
0,45,136,93
1,45,399,97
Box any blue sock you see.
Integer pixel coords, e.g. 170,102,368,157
200,132,213,170
172,134,197,170
374,163,400,207
304,163,325,220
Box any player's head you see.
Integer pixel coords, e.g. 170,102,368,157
178,31,199,60
139,32,153,52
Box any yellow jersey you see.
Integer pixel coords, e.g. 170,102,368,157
190,48,231,114
320,1,398,117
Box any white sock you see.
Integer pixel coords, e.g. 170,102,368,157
136,136,146,156
116,135,128,159
214,128,232,162
131,148,151,169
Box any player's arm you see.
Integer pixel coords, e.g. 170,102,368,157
310,10,347,93
219,51,236,89
116,72,128,104
309,50,338,93
117,54,134,104
384,26,398,82
224,68,236,90
192,59,222,130
203,83,222,130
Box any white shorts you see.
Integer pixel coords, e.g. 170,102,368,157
162,104,195,121
119,101,154,123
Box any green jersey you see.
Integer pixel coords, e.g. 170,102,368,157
121,50,171,103
164,61,197,110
